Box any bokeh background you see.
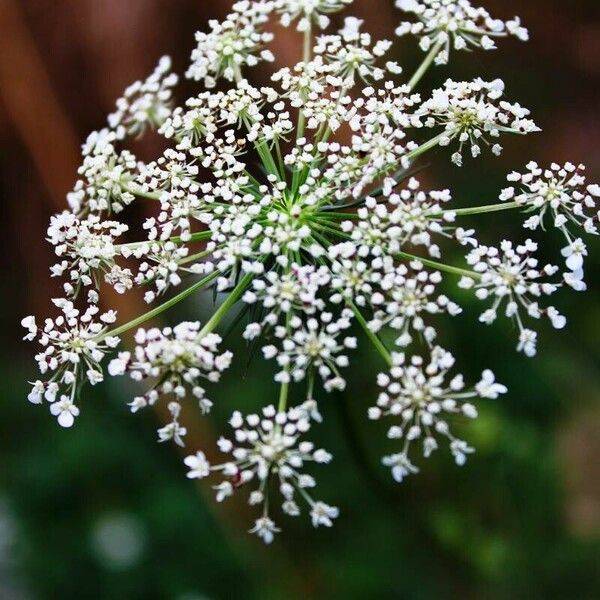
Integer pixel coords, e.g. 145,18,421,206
1,0,599,598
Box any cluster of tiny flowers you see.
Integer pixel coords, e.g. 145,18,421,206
108,56,178,138
369,346,506,481
276,0,353,31
108,322,232,436
22,301,119,428
459,239,570,357
184,402,337,543
47,211,132,297
21,0,598,544
395,0,528,64
342,177,474,258
501,162,599,276
186,1,275,86
419,78,540,166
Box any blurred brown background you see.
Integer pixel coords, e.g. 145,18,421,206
1,1,599,599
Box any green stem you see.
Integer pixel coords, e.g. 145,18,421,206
277,306,294,414
449,201,521,216
396,251,481,279
407,39,445,91
405,133,446,162
197,271,255,338
98,270,222,340
277,376,290,413
303,20,312,63
123,184,161,201
116,230,212,251
349,302,393,368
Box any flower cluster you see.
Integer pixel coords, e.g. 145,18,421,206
369,346,506,481
419,78,540,166
501,161,599,275
108,322,232,423
459,239,569,357
395,0,528,64
47,211,130,297
185,403,337,543
22,300,119,428
186,0,275,86
22,0,597,544
108,55,178,138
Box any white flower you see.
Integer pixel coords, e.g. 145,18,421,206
46,211,129,297
395,0,528,64
459,239,566,355
276,0,352,31
313,25,393,85
502,162,599,247
186,1,275,86
111,322,232,417
184,451,211,479
22,299,119,424
382,453,419,483
50,396,80,428
370,346,505,480
475,369,507,399
263,309,355,391
342,178,463,258
21,0,596,545
68,129,137,215
561,238,587,273
310,502,339,527
188,404,336,543
21,316,37,341
249,517,281,544
362,260,462,347
419,79,539,166
108,55,177,138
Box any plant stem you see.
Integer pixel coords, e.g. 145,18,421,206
277,377,290,413
405,133,446,162
99,270,222,340
407,39,444,91
197,271,255,338
116,230,213,251
449,201,521,216
123,184,161,200
349,302,393,368
396,251,481,279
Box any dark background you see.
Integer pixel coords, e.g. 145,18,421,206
1,1,599,598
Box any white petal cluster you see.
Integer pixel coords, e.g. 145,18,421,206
276,0,353,31
67,129,137,215
501,162,599,274
262,309,356,391
186,1,275,87
395,0,528,64
108,322,232,422
368,261,462,346
108,56,178,138
134,241,212,304
22,300,119,427
342,178,465,257
243,264,329,321
184,403,337,543
459,239,568,357
419,78,540,166
314,19,394,84
369,346,506,482
47,211,130,297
